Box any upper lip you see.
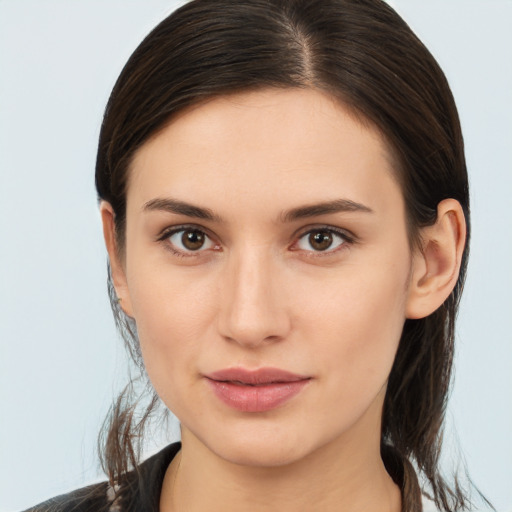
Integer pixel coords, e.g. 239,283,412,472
205,367,311,385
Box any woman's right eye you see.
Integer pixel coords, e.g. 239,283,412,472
164,228,218,256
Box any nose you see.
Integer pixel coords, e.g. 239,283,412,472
217,246,291,348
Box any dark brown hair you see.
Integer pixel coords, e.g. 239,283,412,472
95,1,482,510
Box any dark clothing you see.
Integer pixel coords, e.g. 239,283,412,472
23,442,181,512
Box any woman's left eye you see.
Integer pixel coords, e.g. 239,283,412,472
294,228,349,253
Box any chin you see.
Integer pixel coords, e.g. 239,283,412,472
193,419,326,469
215,437,308,468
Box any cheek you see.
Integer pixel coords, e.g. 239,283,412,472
125,258,218,397
296,257,410,397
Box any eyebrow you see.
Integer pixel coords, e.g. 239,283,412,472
143,198,223,222
280,198,374,222
142,197,373,223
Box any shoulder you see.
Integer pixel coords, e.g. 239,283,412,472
21,482,110,512
22,442,181,512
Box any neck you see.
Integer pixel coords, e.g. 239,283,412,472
160,413,401,512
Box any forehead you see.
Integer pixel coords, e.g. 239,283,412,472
128,88,402,217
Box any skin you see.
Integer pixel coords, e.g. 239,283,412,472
101,88,466,511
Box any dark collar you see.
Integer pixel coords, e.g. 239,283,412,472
120,441,182,511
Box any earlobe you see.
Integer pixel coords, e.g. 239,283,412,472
99,201,134,318
405,199,466,319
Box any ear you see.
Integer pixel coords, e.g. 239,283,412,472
406,198,467,319
100,201,134,317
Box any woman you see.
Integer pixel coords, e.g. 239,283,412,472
24,0,491,511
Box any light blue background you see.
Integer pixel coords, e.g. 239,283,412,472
0,1,510,510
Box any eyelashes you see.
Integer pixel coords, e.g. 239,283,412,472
166,228,218,253
292,228,349,254
157,224,355,259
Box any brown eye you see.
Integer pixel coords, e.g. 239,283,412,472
166,228,216,254
182,229,205,250
295,228,347,253
309,230,333,251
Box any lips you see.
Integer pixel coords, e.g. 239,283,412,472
204,367,311,412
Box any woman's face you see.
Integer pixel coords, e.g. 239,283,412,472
117,88,416,467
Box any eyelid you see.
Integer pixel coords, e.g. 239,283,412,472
290,225,356,254
157,224,221,256
157,223,207,241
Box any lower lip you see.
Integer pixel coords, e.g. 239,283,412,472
206,378,310,412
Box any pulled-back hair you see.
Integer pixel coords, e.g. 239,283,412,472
95,1,478,510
